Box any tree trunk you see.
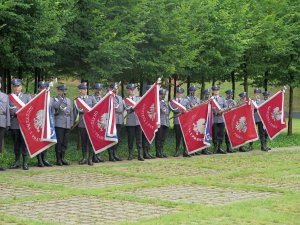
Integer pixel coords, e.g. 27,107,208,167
288,85,293,136
7,69,11,94
173,75,177,98
187,75,191,95
243,73,248,94
0,67,5,93
18,67,23,79
34,67,39,94
168,77,171,101
121,81,124,98
200,75,205,100
264,71,268,91
212,76,215,86
231,71,235,99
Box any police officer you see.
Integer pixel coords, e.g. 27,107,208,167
0,77,10,171
155,88,169,158
211,85,226,154
91,83,105,163
9,79,31,170
53,84,73,166
224,89,237,153
186,85,201,107
74,82,97,165
263,91,271,150
201,89,212,155
250,88,268,151
124,83,144,161
36,81,52,167
141,85,154,159
169,87,191,157
237,92,248,152
107,82,123,161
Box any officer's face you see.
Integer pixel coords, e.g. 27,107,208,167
13,85,22,94
212,90,219,96
204,94,210,99
190,91,195,96
127,89,134,96
80,89,87,96
159,94,165,100
94,89,102,95
264,96,269,100
176,93,183,98
57,90,64,96
254,93,260,99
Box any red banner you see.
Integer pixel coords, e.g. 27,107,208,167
257,90,286,140
74,98,91,113
223,102,258,148
83,93,117,153
134,82,160,143
178,102,211,154
16,89,56,158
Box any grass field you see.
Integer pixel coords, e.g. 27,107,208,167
0,147,299,224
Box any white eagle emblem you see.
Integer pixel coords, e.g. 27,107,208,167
236,116,247,133
147,104,156,121
97,113,108,131
34,110,44,133
193,118,206,135
271,107,282,121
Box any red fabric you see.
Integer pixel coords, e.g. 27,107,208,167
257,90,286,140
223,103,258,148
134,82,160,143
83,93,117,153
16,89,56,158
178,103,211,154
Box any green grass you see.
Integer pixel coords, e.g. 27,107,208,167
0,147,299,224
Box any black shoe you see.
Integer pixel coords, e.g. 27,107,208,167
41,152,53,167
88,154,94,166
174,149,179,157
43,160,53,167
10,154,20,169
128,149,133,160
239,146,248,152
79,158,87,165
56,151,63,166
138,156,145,161
195,151,201,155
267,147,271,150
183,151,191,157
216,148,227,154
0,167,5,171
114,156,122,161
261,147,268,152
93,154,100,163
202,149,212,155
22,155,29,170
37,155,44,167
127,155,133,160
96,155,105,162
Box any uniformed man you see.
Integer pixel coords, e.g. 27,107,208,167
186,85,201,107
0,77,10,171
201,89,212,155
224,89,237,153
124,83,144,161
91,83,105,163
263,91,271,150
155,88,169,158
249,88,268,151
211,85,226,154
74,82,97,165
9,79,31,170
107,82,123,161
169,87,191,157
141,85,154,159
53,84,73,166
36,81,52,167
237,92,248,152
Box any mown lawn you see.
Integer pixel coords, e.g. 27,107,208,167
0,146,299,225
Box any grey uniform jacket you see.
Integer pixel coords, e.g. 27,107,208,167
74,95,97,128
52,95,74,129
225,98,237,109
114,95,124,125
169,98,190,125
186,95,200,107
124,96,140,126
9,93,31,129
160,100,170,127
252,98,265,123
212,95,226,124
0,92,10,128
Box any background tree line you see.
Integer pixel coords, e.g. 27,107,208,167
0,0,299,134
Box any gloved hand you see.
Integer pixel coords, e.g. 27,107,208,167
129,107,135,113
